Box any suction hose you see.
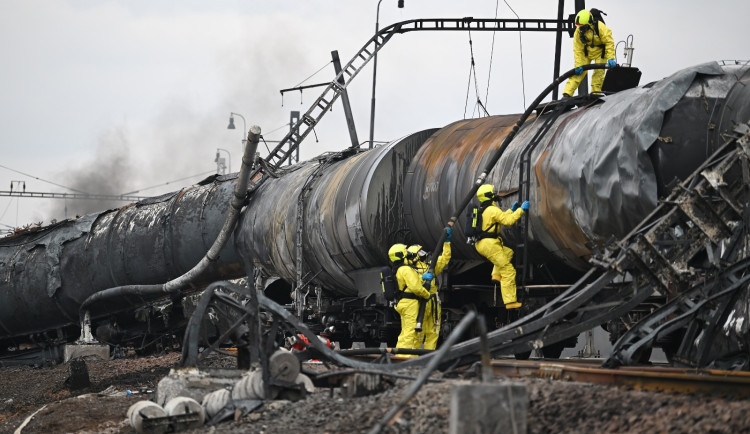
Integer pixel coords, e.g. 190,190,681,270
421,64,612,278
78,125,262,333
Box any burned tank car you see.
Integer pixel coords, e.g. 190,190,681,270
0,61,748,354
0,177,247,356
236,61,750,345
406,61,749,272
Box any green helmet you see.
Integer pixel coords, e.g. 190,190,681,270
388,243,408,263
575,9,592,26
477,184,495,203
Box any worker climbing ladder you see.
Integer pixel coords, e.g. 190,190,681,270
514,97,582,295
431,121,750,366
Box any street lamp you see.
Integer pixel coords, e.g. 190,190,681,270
369,0,404,149
227,112,247,149
215,148,231,175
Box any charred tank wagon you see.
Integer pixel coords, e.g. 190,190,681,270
1,61,748,361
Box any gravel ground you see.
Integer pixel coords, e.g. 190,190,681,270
2,352,750,433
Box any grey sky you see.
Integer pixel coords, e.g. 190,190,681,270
1,0,747,229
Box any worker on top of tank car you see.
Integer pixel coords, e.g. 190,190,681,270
474,184,528,309
388,243,432,351
562,9,616,97
407,228,452,350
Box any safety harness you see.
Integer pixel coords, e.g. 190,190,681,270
394,264,425,300
476,202,501,241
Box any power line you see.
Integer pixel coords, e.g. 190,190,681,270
120,170,216,195
484,0,500,108
0,191,149,201
504,0,527,109
0,163,90,194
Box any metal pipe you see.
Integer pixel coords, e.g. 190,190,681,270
78,125,261,318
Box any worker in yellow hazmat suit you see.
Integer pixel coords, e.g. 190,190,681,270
562,9,616,97
407,228,452,350
388,243,431,350
474,184,528,309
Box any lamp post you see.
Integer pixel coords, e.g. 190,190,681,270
369,0,404,149
215,148,231,175
227,112,247,149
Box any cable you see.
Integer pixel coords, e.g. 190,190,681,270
468,29,486,118
463,37,474,119
463,27,492,119
291,60,333,89
484,0,500,108
120,170,216,195
0,164,90,194
0,198,14,223
262,122,295,139
504,1,527,109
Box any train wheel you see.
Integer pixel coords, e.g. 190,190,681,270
541,342,565,359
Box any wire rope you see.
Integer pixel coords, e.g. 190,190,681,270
504,1,527,109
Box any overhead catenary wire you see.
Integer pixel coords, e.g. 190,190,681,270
483,0,500,108
0,163,90,194
504,0,527,109
281,60,333,107
120,170,217,195
463,29,490,119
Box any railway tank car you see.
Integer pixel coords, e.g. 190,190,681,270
0,60,748,357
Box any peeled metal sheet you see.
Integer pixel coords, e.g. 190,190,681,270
0,178,244,338
404,61,745,270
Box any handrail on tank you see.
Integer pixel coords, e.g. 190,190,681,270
421,63,613,277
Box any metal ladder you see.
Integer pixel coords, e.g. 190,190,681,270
423,122,750,365
515,99,581,292
246,17,574,194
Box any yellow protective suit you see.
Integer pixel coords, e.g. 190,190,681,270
474,205,524,305
394,264,431,350
562,21,615,96
411,242,451,350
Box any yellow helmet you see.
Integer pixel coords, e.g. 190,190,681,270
575,9,592,26
388,243,408,263
477,184,495,203
407,244,428,261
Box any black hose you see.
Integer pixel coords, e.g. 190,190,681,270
368,311,479,434
78,125,261,323
422,63,612,277
310,368,440,383
337,348,433,357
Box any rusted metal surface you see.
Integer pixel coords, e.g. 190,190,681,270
0,175,243,339
2,62,749,348
490,359,750,397
236,129,437,296
403,62,749,271
403,115,521,265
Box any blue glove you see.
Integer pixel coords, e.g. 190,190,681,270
521,200,530,211
422,272,434,282
511,201,519,212
607,59,617,68
575,66,584,75
445,227,452,242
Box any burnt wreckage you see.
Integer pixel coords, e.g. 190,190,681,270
1,15,749,370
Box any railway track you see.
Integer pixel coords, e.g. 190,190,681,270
488,358,750,397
